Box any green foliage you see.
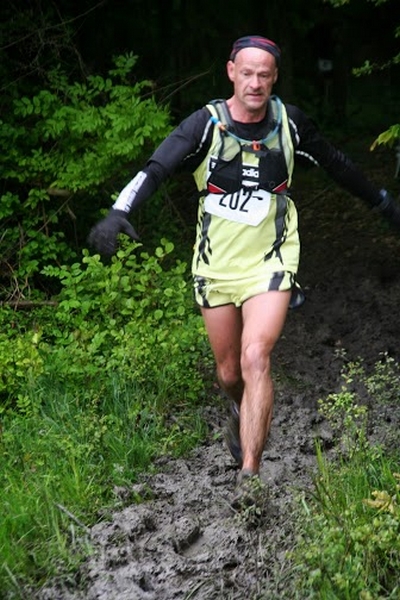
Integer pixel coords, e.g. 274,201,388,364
0,236,211,495
370,124,400,150
39,238,208,407
318,358,368,455
291,354,400,599
364,352,400,403
0,54,172,299
0,239,211,595
293,448,400,599
0,238,210,417
0,378,207,594
0,328,44,415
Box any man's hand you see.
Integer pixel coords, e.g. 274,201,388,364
377,189,400,230
88,209,139,256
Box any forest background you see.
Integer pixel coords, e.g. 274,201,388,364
1,0,399,298
1,0,400,598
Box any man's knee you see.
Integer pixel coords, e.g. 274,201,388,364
217,362,242,392
240,340,273,378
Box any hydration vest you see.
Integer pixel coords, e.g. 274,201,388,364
193,95,294,197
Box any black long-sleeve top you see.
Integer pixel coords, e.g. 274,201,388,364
112,102,382,213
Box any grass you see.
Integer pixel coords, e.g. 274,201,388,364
290,446,400,599
0,242,213,598
0,375,208,597
3,350,400,600
282,355,400,600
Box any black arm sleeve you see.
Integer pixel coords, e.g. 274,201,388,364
113,108,212,213
287,104,382,207
139,109,211,195
147,107,211,176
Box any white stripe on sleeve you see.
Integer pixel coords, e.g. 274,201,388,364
112,171,148,212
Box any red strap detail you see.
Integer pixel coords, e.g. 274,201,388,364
272,180,288,193
207,182,226,194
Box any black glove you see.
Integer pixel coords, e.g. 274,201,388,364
88,209,139,256
377,189,400,230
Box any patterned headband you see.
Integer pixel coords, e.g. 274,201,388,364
229,35,281,66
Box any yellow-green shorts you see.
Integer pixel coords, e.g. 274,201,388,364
193,270,303,308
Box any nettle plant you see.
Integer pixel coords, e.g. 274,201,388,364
318,358,369,455
0,53,172,299
318,352,400,454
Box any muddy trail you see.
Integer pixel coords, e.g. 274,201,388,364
39,163,400,600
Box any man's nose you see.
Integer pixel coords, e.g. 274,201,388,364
249,75,261,88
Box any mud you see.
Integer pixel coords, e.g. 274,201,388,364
39,161,400,600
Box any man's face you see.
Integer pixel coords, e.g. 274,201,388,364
227,47,278,116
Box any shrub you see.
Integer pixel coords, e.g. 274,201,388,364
39,238,209,408
0,53,172,299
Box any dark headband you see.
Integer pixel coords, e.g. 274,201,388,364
229,35,281,66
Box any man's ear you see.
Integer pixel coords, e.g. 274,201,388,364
273,69,279,84
227,60,235,82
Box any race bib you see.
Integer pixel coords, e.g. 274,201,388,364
204,189,271,226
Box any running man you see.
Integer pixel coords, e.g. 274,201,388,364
89,35,400,506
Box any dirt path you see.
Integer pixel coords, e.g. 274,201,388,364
39,165,400,600
39,396,324,600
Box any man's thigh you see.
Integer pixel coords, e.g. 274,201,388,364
241,291,291,350
200,303,243,366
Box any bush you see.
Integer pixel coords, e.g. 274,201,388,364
0,53,173,299
0,238,212,595
0,327,44,415
40,238,209,405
